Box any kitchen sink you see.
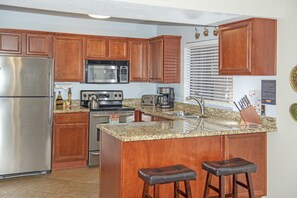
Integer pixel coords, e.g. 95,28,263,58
165,111,207,119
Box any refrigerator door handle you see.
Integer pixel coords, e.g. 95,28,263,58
48,66,53,125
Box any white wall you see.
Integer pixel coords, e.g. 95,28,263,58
267,0,297,197
0,9,158,99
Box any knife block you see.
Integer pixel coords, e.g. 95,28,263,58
240,106,262,125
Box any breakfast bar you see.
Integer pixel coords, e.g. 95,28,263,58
98,106,277,198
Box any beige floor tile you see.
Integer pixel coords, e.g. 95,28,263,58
1,189,53,198
0,167,99,197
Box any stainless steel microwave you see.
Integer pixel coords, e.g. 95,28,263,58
85,60,129,84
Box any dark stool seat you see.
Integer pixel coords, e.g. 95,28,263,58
138,164,196,198
202,157,257,176
202,158,257,198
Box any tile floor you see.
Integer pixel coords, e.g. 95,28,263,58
0,167,99,198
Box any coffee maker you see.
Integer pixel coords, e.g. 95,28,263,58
156,87,175,108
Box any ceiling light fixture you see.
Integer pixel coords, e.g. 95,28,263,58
88,14,111,19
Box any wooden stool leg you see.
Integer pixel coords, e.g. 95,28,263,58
245,173,255,198
142,182,149,198
219,176,225,198
174,182,179,198
154,184,160,198
184,180,192,198
232,174,238,198
203,172,212,198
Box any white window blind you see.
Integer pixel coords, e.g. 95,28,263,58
184,39,233,108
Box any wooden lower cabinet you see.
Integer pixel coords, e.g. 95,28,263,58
224,133,267,197
100,132,267,198
52,112,89,170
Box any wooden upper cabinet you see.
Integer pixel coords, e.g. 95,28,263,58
148,35,181,83
54,35,85,82
86,36,129,60
26,33,52,57
149,38,164,82
109,38,129,60
129,39,148,82
86,37,108,59
219,18,277,75
0,32,22,54
0,30,53,57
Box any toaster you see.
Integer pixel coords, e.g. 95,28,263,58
141,95,159,106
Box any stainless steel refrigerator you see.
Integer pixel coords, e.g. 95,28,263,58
0,56,54,178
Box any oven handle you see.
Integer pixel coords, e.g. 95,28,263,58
92,114,110,118
92,113,134,118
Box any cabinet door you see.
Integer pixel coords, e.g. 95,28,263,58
219,20,252,75
219,18,276,75
148,39,163,82
54,35,84,82
53,123,88,162
109,38,129,60
0,32,22,54
224,133,267,197
129,39,148,82
26,33,53,57
86,37,108,59
163,36,181,83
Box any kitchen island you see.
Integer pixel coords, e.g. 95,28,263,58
98,104,277,198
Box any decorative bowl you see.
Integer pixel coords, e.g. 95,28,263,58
290,65,297,92
289,103,297,121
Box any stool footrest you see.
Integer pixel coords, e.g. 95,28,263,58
208,184,220,193
236,180,248,189
176,189,187,197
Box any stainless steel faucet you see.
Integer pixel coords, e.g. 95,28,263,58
186,95,205,116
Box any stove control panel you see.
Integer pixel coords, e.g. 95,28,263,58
80,90,123,102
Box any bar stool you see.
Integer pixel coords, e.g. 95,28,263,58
202,158,257,198
138,164,197,198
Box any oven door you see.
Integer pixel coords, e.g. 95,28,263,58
86,65,118,83
89,111,134,166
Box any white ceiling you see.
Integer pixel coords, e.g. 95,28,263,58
0,0,246,26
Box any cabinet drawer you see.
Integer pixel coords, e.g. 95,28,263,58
54,113,88,124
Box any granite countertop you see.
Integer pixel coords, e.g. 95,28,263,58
98,99,278,142
54,100,90,113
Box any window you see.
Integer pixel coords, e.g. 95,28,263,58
184,39,233,109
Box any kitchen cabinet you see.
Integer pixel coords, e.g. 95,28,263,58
224,133,267,197
26,33,53,57
219,18,277,75
129,39,148,82
0,29,53,57
86,36,129,60
86,36,108,59
148,35,181,83
109,38,129,60
54,34,85,82
52,112,89,170
0,31,22,54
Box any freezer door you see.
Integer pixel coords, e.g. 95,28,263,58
0,56,54,97
0,98,52,176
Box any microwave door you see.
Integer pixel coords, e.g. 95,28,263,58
87,65,118,83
